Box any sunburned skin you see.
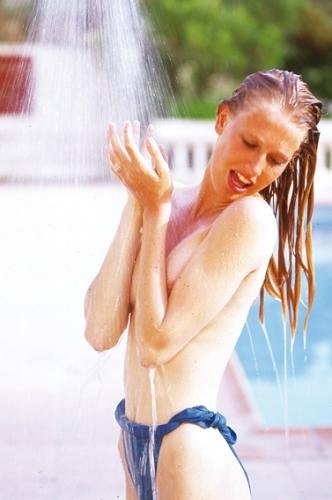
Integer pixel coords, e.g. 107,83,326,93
85,104,305,499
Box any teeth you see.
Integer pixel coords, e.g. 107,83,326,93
235,171,252,185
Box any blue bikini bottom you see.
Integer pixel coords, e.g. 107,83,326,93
115,398,251,499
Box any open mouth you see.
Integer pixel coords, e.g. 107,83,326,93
228,170,253,192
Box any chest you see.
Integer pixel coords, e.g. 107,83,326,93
130,220,211,305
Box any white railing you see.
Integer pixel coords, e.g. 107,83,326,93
0,115,331,202
0,45,331,202
154,119,332,204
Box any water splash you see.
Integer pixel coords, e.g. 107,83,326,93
259,321,284,414
2,0,173,182
289,324,298,394
282,316,289,449
245,321,260,381
73,350,113,440
259,317,295,450
149,367,158,499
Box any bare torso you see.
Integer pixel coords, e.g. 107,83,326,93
123,185,269,425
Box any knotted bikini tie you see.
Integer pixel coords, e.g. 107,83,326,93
166,404,238,446
115,399,251,499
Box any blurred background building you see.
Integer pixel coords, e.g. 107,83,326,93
0,0,331,185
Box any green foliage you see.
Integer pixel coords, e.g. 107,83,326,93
143,0,332,115
285,1,332,101
172,99,218,119
0,0,35,42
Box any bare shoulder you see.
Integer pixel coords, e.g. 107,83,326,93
218,195,277,241
225,194,275,220
205,195,277,269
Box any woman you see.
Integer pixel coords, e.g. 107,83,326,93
84,69,321,499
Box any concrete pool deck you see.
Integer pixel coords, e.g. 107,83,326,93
220,357,332,499
0,183,330,499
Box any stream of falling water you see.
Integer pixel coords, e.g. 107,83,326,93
258,315,300,450
290,337,298,393
4,0,173,182
245,321,261,383
149,368,158,499
282,316,290,447
259,321,285,416
249,317,291,444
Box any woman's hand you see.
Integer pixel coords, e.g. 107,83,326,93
107,121,173,213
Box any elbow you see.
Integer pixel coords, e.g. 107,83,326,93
84,323,119,352
84,307,129,352
89,342,111,353
139,337,170,368
140,353,159,369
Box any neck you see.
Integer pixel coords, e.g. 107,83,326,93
190,162,231,220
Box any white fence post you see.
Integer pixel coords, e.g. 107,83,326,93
154,118,332,203
0,43,331,203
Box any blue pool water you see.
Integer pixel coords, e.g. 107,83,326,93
236,204,332,427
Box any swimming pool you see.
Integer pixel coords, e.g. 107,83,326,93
236,204,332,427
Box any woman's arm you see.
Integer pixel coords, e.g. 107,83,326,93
106,123,276,367
136,196,277,367
135,202,171,363
85,121,153,351
84,196,142,351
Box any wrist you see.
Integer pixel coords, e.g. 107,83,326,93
126,195,143,215
143,202,172,221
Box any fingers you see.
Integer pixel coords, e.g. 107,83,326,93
124,122,156,183
141,124,154,159
146,136,170,179
133,120,140,148
106,120,172,208
123,122,145,167
158,143,168,163
107,124,131,187
107,121,164,182
146,124,154,139
107,143,121,175
107,122,131,167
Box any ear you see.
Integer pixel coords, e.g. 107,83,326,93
215,102,230,135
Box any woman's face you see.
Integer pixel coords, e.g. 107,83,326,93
210,103,306,202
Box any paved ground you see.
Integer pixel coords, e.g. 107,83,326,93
0,183,331,499
241,431,332,499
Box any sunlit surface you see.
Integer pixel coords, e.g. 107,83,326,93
0,184,127,498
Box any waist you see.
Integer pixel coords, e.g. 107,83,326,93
124,384,221,425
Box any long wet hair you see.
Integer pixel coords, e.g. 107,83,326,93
219,69,322,346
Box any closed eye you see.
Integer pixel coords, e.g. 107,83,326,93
242,137,257,148
268,156,284,166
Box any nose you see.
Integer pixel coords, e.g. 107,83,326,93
246,156,265,178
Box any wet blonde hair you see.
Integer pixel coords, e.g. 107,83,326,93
219,69,322,345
